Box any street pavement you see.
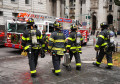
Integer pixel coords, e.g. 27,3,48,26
0,36,120,84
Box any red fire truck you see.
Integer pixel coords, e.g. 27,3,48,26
4,13,55,49
4,13,89,49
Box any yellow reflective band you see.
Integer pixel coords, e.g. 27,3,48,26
37,36,39,39
68,37,75,41
66,45,71,47
24,45,30,50
48,46,52,49
40,35,42,39
78,51,82,52
22,36,26,40
96,45,99,48
98,35,104,39
96,61,101,64
104,38,107,40
30,70,36,73
68,37,72,40
80,38,83,41
32,47,38,49
26,37,30,40
42,44,45,47
54,39,65,43
76,63,81,66
70,47,77,49
101,43,107,46
108,63,113,66
55,69,61,73
49,38,54,42
52,47,65,51
77,46,81,48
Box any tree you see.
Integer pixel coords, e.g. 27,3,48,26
114,0,120,6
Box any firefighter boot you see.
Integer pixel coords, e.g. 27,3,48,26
93,62,100,67
31,73,37,78
52,69,61,76
76,66,81,71
105,65,112,69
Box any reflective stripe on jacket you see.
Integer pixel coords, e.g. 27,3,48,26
66,31,82,53
21,29,43,50
48,31,66,55
95,29,109,48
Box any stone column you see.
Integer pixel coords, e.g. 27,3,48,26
65,0,69,18
56,0,61,17
61,0,65,17
75,0,80,20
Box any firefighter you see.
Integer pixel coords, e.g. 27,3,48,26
93,22,115,69
48,21,66,76
42,30,48,53
66,24,82,71
21,18,43,77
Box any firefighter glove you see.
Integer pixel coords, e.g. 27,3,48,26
94,47,100,51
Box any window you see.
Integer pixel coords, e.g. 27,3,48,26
17,23,26,33
12,13,18,17
0,11,3,16
25,0,29,4
38,0,43,4
8,23,16,32
11,0,15,2
109,5,112,11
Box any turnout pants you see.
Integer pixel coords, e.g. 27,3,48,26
97,48,112,66
52,54,63,73
69,51,81,66
28,49,39,73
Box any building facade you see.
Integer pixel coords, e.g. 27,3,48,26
0,0,119,31
0,0,47,26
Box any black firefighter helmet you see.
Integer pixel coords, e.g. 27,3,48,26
27,18,35,26
53,21,62,30
100,22,108,30
70,24,77,31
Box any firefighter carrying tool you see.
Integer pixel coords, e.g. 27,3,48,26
21,18,43,78
93,22,115,69
65,24,82,71
48,21,66,76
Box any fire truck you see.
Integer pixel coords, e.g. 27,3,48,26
57,18,89,45
4,13,55,49
4,13,89,49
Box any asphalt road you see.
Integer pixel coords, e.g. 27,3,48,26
0,35,120,84
0,45,21,58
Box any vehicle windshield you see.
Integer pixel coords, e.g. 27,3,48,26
8,23,16,32
17,23,26,33
49,23,54,33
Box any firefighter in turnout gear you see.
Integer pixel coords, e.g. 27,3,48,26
48,21,66,76
21,18,43,77
66,24,82,71
93,22,115,69
42,30,48,52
